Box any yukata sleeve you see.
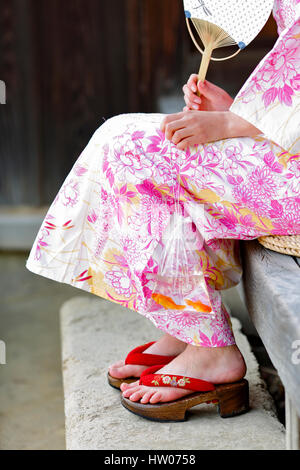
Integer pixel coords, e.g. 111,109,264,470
229,14,300,153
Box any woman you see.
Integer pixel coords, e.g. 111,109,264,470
26,0,300,421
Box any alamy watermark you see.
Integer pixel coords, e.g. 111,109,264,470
291,340,300,365
0,80,6,104
0,341,6,365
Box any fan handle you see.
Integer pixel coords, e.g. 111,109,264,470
186,18,241,62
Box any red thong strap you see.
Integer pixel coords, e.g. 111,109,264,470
125,342,177,367
139,365,215,392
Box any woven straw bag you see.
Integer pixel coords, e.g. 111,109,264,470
258,235,300,257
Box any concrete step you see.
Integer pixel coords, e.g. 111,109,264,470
60,296,285,450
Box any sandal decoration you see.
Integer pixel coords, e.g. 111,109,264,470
139,365,216,392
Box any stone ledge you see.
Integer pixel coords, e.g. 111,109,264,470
60,296,285,450
241,241,300,416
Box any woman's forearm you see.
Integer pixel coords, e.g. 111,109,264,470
224,111,262,139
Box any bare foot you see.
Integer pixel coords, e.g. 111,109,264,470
121,344,246,404
108,334,187,380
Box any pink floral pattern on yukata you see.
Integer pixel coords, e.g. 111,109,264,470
26,0,300,348
234,20,300,108
26,110,300,348
273,0,300,34
230,0,300,153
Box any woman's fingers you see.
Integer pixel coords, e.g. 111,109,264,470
172,128,192,145
198,80,219,100
183,84,202,107
176,138,190,150
184,94,199,110
197,81,209,97
164,119,185,141
160,113,184,133
183,84,198,101
184,85,202,109
187,74,199,93
176,137,195,151
185,76,221,103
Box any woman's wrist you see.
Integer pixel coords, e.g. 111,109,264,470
224,111,262,139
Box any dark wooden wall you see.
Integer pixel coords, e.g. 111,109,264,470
0,0,277,207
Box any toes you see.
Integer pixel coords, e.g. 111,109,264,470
109,364,140,379
120,380,139,392
140,391,155,404
108,360,124,373
127,390,145,402
122,385,156,403
122,385,140,398
122,385,194,404
109,368,122,378
120,383,129,392
109,360,125,370
150,392,161,404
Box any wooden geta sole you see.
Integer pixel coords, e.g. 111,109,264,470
121,379,249,422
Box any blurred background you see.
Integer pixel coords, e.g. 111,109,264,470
0,0,280,450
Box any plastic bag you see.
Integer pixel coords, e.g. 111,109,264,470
151,161,214,317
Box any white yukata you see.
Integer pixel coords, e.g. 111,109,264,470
26,0,300,348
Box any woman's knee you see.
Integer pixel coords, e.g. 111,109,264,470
101,113,132,131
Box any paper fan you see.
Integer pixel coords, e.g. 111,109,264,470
184,0,274,82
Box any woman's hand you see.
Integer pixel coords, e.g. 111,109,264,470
183,74,234,112
161,111,229,150
160,110,262,151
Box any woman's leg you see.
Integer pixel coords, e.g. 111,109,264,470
99,115,247,383
110,238,243,385
95,114,241,347
120,235,246,403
